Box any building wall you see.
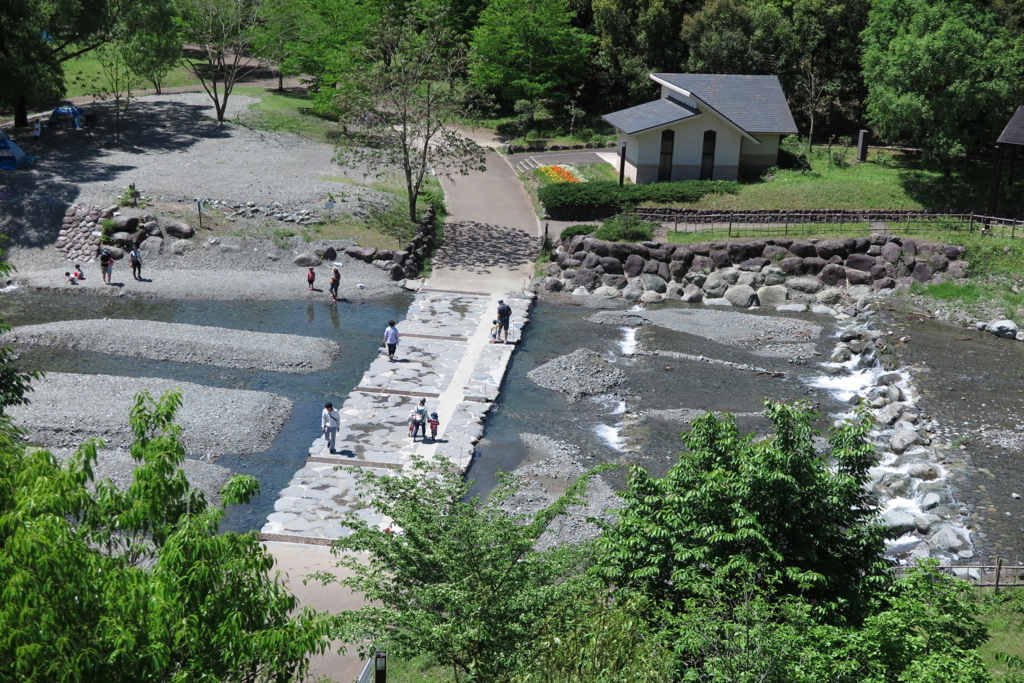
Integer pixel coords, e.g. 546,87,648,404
739,134,781,177
620,115,743,184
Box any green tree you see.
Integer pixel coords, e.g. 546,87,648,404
92,39,141,143
127,28,182,94
681,0,787,75
469,0,593,107
863,0,1024,175
328,2,486,221
318,456,602,682
251,0,322,91
0,390,335,680
597,401,892,624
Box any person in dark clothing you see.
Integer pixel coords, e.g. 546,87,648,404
99,249,113,285
128,245,142,280
496,299,512,343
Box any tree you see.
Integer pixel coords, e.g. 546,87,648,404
127,28,182,94
366,202,418,248
681,0,787,75
251,0,321,91
469,0,593,107
0,390,336,680
863,0,1024,175
93,39,140,143
597,401,892,625
177,0,277,123
317,456,601,682
328,3,486,221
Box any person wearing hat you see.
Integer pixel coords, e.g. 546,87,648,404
496,299,512,343
321,401,340,454
99,249,113,285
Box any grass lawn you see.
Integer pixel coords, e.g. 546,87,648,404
232,86,343,145
649,146,1024,212
62,51,201,98
976,589,1024,681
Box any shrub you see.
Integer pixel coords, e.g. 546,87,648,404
594,214,654,243
538,180,738,212
559,224,596,242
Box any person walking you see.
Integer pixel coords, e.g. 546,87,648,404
99,249,113,285
428,412,440,441
321,401,340,454
328,267,340,301
307,266,316,291
496,299,513,343
128,245,143,280
32,122,41,147
412,398,429,440
382,320,400,362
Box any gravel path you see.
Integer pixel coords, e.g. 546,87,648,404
8,373,292,458
46,446,232,507
527,348,626,402
5,319,341,373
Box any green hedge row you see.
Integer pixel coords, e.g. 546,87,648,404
538,180,738,210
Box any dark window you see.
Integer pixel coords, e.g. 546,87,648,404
700,130,717,180
658,129,675,182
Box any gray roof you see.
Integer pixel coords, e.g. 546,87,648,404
601,97,700,136
651,74,798,135
998,106,1024,146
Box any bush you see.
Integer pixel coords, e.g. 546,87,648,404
559,224,596,242
538,180,738,212
593,214,654,243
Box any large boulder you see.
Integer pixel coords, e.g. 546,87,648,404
929,526,966,553
702,271,729,298
762,265,787,286
639,290,665,304
788,240,817,258
815,287,844,305
143,220,162,236
845,253,876,271
912,261,934,283
599,256,623,274
786,276,824,294
681,283,704,302
641,258,661,275
623,280,645,301
947,260,968,278
669,260,690,281
724,284,758,308
890,427,922,454
815,239,849,260
164,221,194,239
582,252,601,270
989,319,1019,339
293,253,323,267
573,268,602,291
803,256,828,275
140,236,163,256
602,274,627,289
846,268,872,286
544,277,564,292
111,215,140,231
640,273,667,293
756,284,788,306
110,231,134,246
344,246,378,262
873,276,896,292
690,255,714,273
592,285,622,297
717,267,741,285
881,510,917,535
387,263,405,280
710,250,731,268
818,263,848,288
929,253,949,272
778,257,806,275
762,244,790,261
880,241,902,263
608,242,631,262
623,254,646,278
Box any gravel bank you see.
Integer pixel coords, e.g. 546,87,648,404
527,348,626,402
46,446,232,507
5,319,341,373
501,433,623,551
8,373,292,458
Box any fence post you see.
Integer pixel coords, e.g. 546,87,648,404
996,557,1003,592
728,212,733,238
674,211,679,234
840,211,845,231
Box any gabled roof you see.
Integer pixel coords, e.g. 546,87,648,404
998,106,1024,146
651,74,798,135
601,97,700,136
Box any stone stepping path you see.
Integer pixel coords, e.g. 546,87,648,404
261,289,532,543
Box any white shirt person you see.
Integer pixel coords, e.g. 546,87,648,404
321,402,340,454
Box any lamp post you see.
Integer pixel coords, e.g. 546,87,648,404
374,650,387,683
618,141,627,187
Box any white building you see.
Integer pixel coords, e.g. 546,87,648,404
602,74,798,184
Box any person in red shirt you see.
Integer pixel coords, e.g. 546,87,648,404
306,267,316,290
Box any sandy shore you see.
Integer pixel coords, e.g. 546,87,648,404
5,319,342,373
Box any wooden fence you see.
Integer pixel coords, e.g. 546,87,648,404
618,208,1024,240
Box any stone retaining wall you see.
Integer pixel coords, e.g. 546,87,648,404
539,234,968,309
344,206,439,281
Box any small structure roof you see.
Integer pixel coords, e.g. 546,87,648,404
651,74,798,135
601,97,700,136
997,106,1024,146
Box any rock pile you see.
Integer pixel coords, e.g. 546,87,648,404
825,320,975,568
343,205,440,281
537,234,969,309
527,348,626,402
56,204,194,263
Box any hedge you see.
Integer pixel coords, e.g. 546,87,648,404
538,180,739,211
559,224,596,241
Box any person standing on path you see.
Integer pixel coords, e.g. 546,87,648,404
382,320,400,362
321,401,340,454
307,267,316,291
496,299,513,343
128,245,143,280
99,249,113,285
328,267,340,301
33,122,41,147
412,398,429,440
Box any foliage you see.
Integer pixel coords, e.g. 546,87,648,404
327,3,486,221
250,0,321,90
318,456,603,682
0,390,335,680
92,40,139,143
862,0,1024,175
596,401,892,624
593,214,654,242
366,202,418,248
126,27,183,94
469,0,593,107
538,165,580,183
538,180,738,212
559,224,596,242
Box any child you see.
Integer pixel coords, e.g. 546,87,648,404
489,319,500,343
73,264,84,280
428,412,439,441
307,267,316,290
65,271,77,285
407,407,418,437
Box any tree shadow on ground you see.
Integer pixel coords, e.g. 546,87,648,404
887,152,1024,212
433,221,536,275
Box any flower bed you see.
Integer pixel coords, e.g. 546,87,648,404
538,165,580,183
